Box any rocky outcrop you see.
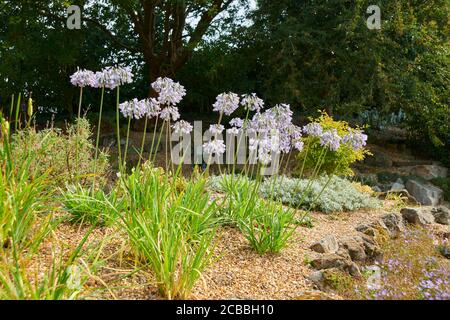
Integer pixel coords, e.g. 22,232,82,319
309,235,339,254
405,180,443,206
410,165,448,181
401,207,435,225
431,206,450,225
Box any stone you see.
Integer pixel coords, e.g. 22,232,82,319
401,207,435,225
390,178,405,192
339,237,366,262
405,179,443,206
309,235,339,254
310,254,348,270
306,271,325,288
380,213,405,238
431,206,450,225
411,165,448,181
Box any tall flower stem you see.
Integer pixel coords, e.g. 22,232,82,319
75,87,84,182
123,117,132,170
92,86,105,191
137,116,148,168
152,120,166,165
232,109,250,175
149,116,160,163
115,86,122,172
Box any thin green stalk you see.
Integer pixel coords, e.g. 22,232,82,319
74,87,83,181
115,86,122,172
137,116,148,168
14,93,21,132
149,115,159,162
123,117,132,169
92,86,105,190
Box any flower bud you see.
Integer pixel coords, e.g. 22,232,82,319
27,96,33,118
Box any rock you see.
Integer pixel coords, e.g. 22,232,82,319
380,213,405,238
310,254,361,277
390,178,405,192
344,262,362,277
365,151,393,168
339,237,366,262
310,254,348,270
401,207,435,225
360,234,383,260
306,271,325,288
405,179,443,206
411,165,448,181
309,235,339,254
431,206,450,225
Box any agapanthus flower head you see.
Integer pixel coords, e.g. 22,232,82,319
213,92,240,116
229,118,244,128
160,106,180,122
303,122,323,137
93,66,134,89
241,93,264,112
144,98,161,118
209,124,225,135
266,104,293,124
203,139,226,155
70,68,95,87
119,98,147,119
342,129,368,150
172,120,193,135
152,77,186,106
320,129,342,151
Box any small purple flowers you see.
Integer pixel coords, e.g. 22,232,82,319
160,106,180,122
241,93,264,112
172,120,193,135
70,68,95,87
152,77,186,106
319,129,342,151
213,92,240,116
203,139,226,155
71,66,134,89
119,98,148,119
302,123,323,137
343,129,368,150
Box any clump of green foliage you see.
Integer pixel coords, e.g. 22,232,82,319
113,163,217,299
60,184,121,226
11,118,109,187
297,112,371,177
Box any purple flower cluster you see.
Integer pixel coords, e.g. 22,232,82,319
319,128,342,151
343,129,368,150
151,77,186,106
119,98,148,119
241,93,264,112
213,92,240,116
160,106,180,122
70,68,95,87
203,139,226,156
172,120,193,135
70,66,134,89
302,123,323,137
418,268,450,300
119,98,161,120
